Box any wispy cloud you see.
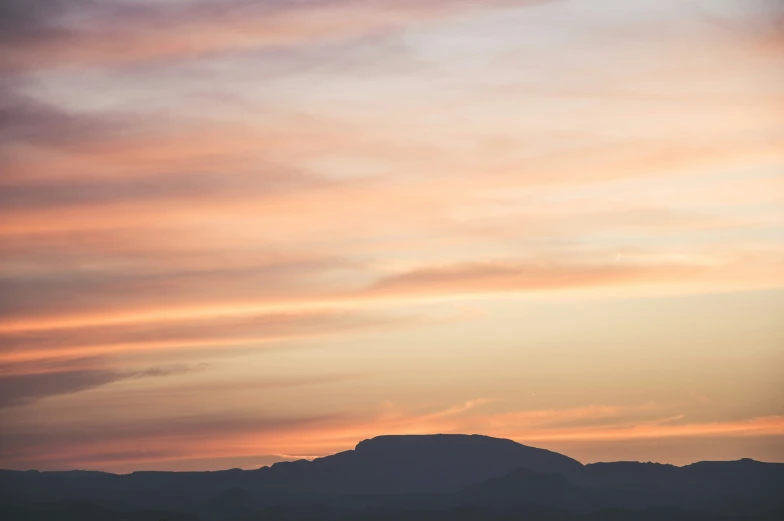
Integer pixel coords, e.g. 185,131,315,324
5,398,780,471
0,0,556,72
0,363,204,408
0,310,412,363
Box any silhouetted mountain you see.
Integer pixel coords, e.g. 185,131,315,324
4,501,783,521
457,466,599,511
0,500,200,521
2,434,783,521
257,434,582,499
0,434,582,505
572,458,784,514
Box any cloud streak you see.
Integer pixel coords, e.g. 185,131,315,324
0,363,203,408
0,309,411,364
4,398,781,471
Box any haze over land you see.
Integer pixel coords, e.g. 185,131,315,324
1,0,783,473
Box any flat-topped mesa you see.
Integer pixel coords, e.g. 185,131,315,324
349,433,583,473
355,433,518,451
238,435,583,497
355,433,579,457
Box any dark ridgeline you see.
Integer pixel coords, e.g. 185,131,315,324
1,434,782,521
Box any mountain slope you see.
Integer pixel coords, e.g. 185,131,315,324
1,434,783,520
457,466,599,511
572,458,784,514
0,435,582,505
257,434,583,498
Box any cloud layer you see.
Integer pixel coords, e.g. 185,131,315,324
1,0,782,471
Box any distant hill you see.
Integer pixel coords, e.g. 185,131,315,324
258,433,583,498
572,458,784,514
457,466,599,511
1,434,783,521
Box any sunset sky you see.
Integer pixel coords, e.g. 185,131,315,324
1,0,782,473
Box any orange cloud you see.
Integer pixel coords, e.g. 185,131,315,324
368,260,702,295
0,310,411,364
4,398,781,471
514,416,784,442
1,253,779,348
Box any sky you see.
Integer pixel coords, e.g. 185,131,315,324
0,0,782,473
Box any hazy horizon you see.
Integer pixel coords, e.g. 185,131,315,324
1,0,782,474
5,430,783,474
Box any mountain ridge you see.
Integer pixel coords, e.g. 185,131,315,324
2,434,783,521
7,435,779,475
